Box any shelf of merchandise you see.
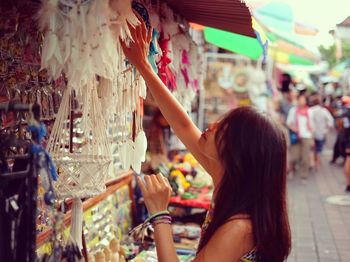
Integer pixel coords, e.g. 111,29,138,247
36,170,135,248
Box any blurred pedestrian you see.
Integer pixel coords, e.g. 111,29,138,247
330,96,346,164
280,88,298,123
310,94,334,171
337,96,350,192
287,94,314,183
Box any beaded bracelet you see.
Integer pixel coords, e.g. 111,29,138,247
151,215,172,224
152,220,172,226
148,210,170,223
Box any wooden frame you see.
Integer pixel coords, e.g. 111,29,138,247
36,171,135,247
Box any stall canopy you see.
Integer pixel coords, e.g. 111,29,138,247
254,1,294,32
253,1,318,36
204,27,262,60
203,18,268,60
252,1,320,65
164,0,256,38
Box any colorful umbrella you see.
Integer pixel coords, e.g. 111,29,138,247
204,28,262,60
268,48,314,65
295,21,318,36
254,1,294,32
204,22,316,65
203,18,268,60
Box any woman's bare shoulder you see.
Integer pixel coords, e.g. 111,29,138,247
193,216,254,262
224,215,253,235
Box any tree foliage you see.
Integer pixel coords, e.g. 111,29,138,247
319,42,350,68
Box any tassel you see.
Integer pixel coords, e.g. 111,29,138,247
70,198,84,250
129,220,150,243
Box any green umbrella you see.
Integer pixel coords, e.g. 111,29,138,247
204,27,263,60
289,54,314,66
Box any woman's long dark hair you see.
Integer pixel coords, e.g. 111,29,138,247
198,107,291,262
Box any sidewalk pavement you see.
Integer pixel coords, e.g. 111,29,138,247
288,149,350,262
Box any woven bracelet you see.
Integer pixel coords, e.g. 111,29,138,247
147,211,170,223
151,215,172,223
147,210,170,223
152,220,172,226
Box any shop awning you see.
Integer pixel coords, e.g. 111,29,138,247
268,48,315,66
164,0,256,38
204,27,262,60
203,18,268,60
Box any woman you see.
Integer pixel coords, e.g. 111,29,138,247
310,94,333,171
286,94,314,182
120,21,291,262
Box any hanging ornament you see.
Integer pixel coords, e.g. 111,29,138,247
38,0,124,87
109,0,140,41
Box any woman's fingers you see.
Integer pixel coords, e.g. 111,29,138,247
138,174,171,214
119,38,129,53
155,173,164,184
136,23,144,43
156,174,172,195
140,20,147,41
138,174,171,198
156,173,169,187
127,21,138,42
150,174,161,190
144,174,154,190
162,174,171,187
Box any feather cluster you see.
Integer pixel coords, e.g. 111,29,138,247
38,0,139,89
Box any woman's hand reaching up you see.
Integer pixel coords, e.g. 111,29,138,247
119,19,153,72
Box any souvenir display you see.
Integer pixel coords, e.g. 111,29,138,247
1,0,207,260
0,102,80,262
0,102,41,262
0,1,64,119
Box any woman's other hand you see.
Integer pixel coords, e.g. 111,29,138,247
137,174,172,215
119,19,153,72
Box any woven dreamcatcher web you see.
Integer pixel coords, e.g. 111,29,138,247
47,80,111,199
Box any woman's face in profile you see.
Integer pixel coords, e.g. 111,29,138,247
199,122,220,161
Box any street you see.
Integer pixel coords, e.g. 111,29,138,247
288,145,350,262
